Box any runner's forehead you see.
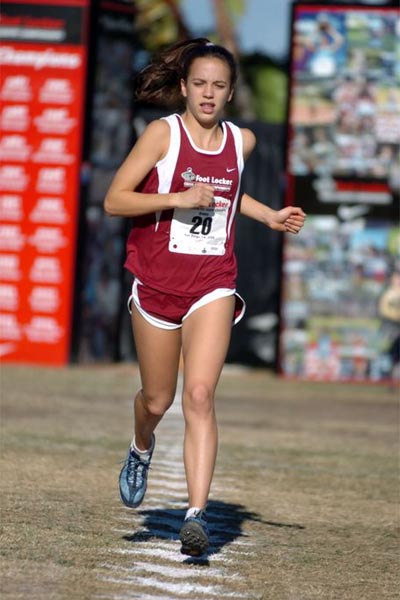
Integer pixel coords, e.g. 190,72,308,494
187,57,231,83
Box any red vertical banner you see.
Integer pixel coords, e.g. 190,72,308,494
0,0,89,365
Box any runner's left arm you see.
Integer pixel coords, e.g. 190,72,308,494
239,194,306,234
238,128,306,234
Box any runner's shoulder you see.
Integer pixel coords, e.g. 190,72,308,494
143,118,170,140
139,119,170,158
240,127,256,160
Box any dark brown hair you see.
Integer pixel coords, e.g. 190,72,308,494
135,38,237,108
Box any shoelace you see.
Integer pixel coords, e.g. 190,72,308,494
126,453,150,487
187,510,207,525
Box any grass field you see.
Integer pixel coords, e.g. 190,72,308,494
1,364,399,600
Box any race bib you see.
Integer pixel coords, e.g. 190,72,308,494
169,196,230,256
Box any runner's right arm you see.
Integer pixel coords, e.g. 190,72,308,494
104,120,214,217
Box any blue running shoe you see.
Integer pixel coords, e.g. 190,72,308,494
119,434,155,508
179,509,210,556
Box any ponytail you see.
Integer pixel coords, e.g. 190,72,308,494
135,38,237,108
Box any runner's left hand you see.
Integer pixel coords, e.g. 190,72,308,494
269,206,306,234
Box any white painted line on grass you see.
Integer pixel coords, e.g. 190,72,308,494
127,575,243,597
100,561,238,580
110,546,231,563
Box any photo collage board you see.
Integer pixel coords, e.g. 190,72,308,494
281,2,399,382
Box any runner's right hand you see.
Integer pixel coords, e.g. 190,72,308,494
176,184,215,209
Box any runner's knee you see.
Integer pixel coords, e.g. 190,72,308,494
139,388,175,417
182,383,214,417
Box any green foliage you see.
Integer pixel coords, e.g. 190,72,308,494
134,0,182,51
243,58,289,123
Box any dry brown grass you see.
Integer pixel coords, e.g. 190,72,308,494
1,364,398,599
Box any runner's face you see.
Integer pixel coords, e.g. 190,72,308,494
181,57,233,122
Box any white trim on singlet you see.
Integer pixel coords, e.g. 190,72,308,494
225,121,244,237
176,113,227,155
227,121,244,173
153,115,181,231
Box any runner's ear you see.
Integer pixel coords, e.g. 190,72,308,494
181,79,187,98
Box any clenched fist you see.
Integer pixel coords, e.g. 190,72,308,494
269,206,306,234
176,184,215,209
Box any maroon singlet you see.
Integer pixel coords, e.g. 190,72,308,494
124,113,244,297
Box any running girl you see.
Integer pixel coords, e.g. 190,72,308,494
104,38,306,557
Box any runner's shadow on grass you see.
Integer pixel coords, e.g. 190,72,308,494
122,499,304,564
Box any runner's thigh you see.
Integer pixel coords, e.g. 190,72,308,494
181,295,235,389
131,305,181,400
